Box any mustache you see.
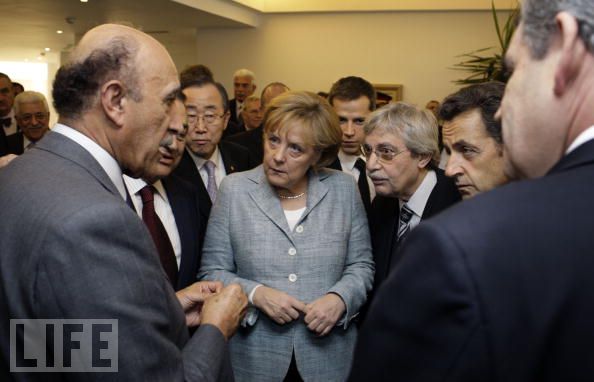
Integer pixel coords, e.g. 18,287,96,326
160,134,173,148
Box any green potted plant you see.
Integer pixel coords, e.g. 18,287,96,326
452,1,520,85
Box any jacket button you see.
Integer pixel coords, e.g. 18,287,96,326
288,274,297,282
288,247,296,256
295,225,303,233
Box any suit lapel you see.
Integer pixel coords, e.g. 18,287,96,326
299,169,330,224
247,168,294,242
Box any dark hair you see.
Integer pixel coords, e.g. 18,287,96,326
0,73,12,82
180,73,230,113
328,76,376,110
214,82,230,113
439,81,505,144
522,0,594,59
179,64,214,88
52,37,140,119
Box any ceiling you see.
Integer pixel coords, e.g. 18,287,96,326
0,0,517,65
0,0,252,64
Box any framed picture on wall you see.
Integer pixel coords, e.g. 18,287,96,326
373,84,403,107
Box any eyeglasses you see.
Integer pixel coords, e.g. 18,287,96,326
19,112,49,123
186,112,225,126
361,143,408,163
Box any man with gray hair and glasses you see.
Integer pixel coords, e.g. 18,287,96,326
363,102,460,303
350,0,594,380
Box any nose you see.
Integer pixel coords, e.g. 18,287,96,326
343,121,355,137
194,116,208,133
444,153,463,178
272,145,286,163
494,106,502,122
366,151,381,172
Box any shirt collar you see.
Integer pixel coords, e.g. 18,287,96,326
338,150,363,171
188,145,222,170
566,125,594,154
401,169,437,217
123,176,168,201
52,123,127,200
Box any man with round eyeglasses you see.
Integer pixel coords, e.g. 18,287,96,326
362,102,460,305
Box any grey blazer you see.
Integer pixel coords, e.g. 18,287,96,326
199,165,374,382
0,131,231,381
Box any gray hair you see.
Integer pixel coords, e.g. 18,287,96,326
522,0,594,58
365,102,440,168
233,68,255,81
14,91,49,115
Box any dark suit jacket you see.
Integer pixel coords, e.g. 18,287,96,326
369,168,461,289
228,98,242,125
225,124,263,165
173,141,254,246
327,156,373,216
0,131,23,156
0,131,231,381
161,174,203,291
350,140,594,381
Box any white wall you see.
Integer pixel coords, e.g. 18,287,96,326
192,10,509,106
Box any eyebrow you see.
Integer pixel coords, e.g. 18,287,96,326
452,140,479,151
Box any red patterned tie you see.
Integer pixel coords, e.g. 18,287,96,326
139,186,178,288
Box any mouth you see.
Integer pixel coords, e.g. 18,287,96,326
369,177,388,185
191,139,210,145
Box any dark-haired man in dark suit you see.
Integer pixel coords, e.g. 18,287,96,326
173,76,254,244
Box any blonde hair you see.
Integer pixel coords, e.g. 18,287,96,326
365,102,440,168
263,91,341,169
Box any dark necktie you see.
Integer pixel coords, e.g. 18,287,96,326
1,118,11,128
139,186,178,288
354,158,371,213
397,204,414,243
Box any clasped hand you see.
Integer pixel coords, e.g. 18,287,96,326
253,287,346,337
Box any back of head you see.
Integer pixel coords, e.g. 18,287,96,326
261,82,290,110
52,24,144,120
14,91,49,115
263,91,341,168
365,102,440,168
439,81,505,144
521,0,594,58
328,76,377,111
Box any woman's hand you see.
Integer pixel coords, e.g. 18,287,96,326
253,286,307,325
304,293,346,337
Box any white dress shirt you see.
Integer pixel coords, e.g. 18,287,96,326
123,176,182,268
188,146,227,188
338,151,376,201
53,123,127,200
566,125,594,154
399,169,437,231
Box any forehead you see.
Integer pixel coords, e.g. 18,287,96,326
442,109,490,142
0,77,11,88
183,84,224,109
234,76,253,84
245,99,261,109
365,128,405,147
333,96,371,115
272,120,314,144
18,101,46,113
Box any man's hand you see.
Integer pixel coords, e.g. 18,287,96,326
252,286,307,325
0,154,18,168
200,283,248,340
304,293,346,337
176,280,223,327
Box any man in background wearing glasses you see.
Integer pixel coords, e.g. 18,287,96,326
363,102,460,306
0,91,51,168
173,73,254,250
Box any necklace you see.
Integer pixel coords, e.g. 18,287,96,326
277,191,306,200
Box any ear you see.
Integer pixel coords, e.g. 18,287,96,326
417,154,432,169
100,80,127,127
553,12,586,96
222,110,230,131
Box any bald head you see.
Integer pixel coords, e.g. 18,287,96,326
261,82,290,110
53,24,174,120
